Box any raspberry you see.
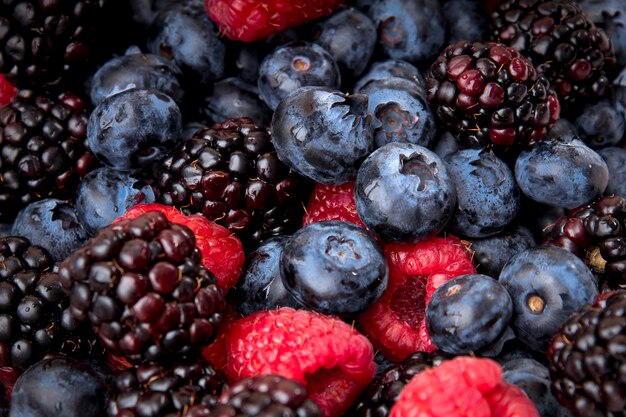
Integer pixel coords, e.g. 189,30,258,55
358,235,476,361
303,182,365,229
0,75,16,107
390,357,540,417
225,307,376,417
119,203,245,291
204,0,344,42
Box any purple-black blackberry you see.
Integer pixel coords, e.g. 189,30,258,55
0,90,97,223
153,117,311,250
426,40,561,149
58,211,226,364
210,374,322,417
489,0,616,113
107,357,226,417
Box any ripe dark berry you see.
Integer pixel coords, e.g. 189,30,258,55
280,221,388,316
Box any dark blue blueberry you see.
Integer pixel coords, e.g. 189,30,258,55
0,224,12,238
356,77,436,148
548,118,579,141
598,146,626,196
234,237,301,316
502,358,575,417
202,78,272,127
271,87,375,184
433,131,462,161
446,148,520,238
75,167,156,236
467,224,536,278
129,0,177,27
426,274,513,356
354,59,425,93
10,357,111,417
576,0,626,66
87,88,182,171
443,0,487,43
614,66,626,109
89,46,183,107
147,0,225,86
258,41,341,110
355,142,456,242
514,137,609,209
575,99,626,148
368,0,446,63
280,221,388,316
313,8,377,78
11,199,88,261
499,245,599,352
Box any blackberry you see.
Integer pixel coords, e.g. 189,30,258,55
154,117,311,250
107,358,226,417
547,290,626,417
543,195,626,288
58,211,226,364
0,89,97,223
351,351,449,417
0,0,103,89
210,375,321,417
0,236,97,369
426,40,560,149
489,0,616,113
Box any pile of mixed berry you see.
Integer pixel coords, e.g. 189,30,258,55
0,0,625,416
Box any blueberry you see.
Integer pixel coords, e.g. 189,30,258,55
575,99,626,148
202,78,272,127
258,41,341,110
271,87,375,184
368,0,446,62
10,357,111,417
280,221,388,316
467,224,536,278
502,358,574,417
356,77,436,148
147,0,225,86
129,0,177,27
514,136,609,209
11,199,88,261
446,148,520,238
313,8,377,79
87,88,182,171
75,167,156,235
548,118,579,141
354,59,425,93
426,274,514,356
433,131,462,161
89,46,183,107
234,237,301,316
443,0,487,43
499,246,599,352
614,66,626,108
355,142,456,242
598,146,626,196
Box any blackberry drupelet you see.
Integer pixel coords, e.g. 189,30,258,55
0,236,97,369
547,290,626,417
426,40,560,149
0,0,103,89
544,195,626,288
107,358,226,417
154,117,311,250
489,0,616,113
209,374,322,417
0,89,97,223
59,211,226,364
351,351,449,417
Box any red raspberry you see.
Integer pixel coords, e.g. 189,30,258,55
225,307,376,417
357,235,476,361
303,182,365,228
204,0,344,42
0,75,16,107
390,357,539,417
119,203,245,291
